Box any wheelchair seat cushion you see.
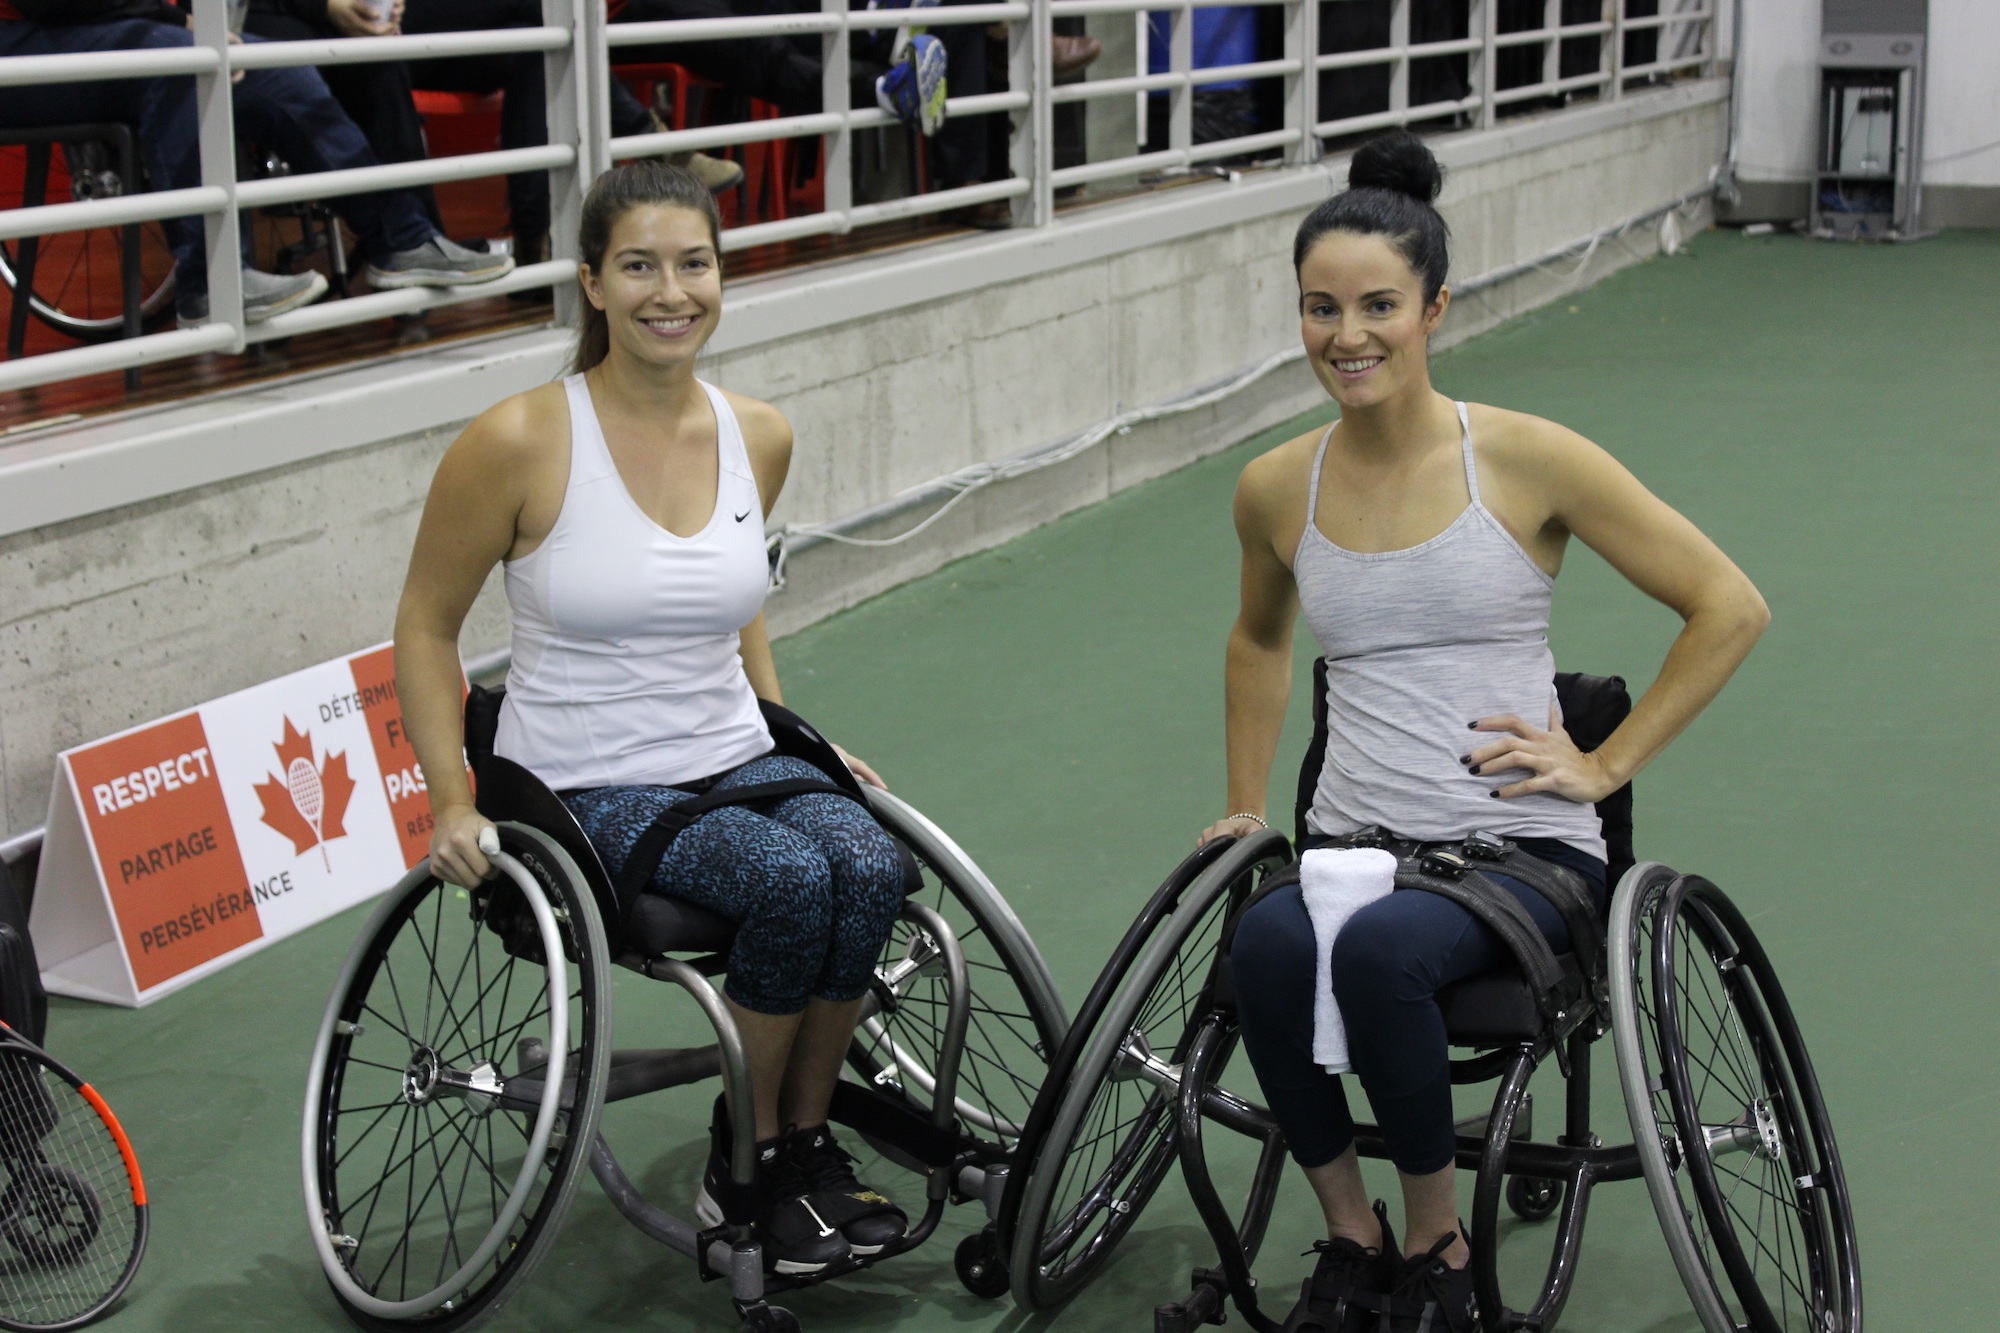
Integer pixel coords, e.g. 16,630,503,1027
624,892,739,956
1437,951,1583,1046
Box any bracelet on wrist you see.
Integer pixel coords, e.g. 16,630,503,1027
1225,812,1268,829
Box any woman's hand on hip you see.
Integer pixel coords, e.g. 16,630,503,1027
833,744,887,790
1464,707,1621,804
1198,814,1268,848
430,804,499,887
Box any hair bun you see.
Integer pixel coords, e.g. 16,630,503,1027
1348,130,1444,204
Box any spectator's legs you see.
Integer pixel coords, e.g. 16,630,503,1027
934,4,990,187
0,21,208,293
402,0,554,247
240,9,443,231
229,60,437,265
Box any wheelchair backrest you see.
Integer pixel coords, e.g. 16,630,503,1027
1292,661,1636,887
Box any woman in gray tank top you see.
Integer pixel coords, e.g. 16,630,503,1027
1204,133,1771,1332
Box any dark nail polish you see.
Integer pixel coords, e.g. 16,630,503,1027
1457,754,1471,765
1467,721,1479,729
1489,789,1501,798
1468,766,1481,777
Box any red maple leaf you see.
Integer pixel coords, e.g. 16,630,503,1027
254,718,355,860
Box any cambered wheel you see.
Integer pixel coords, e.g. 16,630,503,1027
1006,830,1290,1310
1610,864,1860,1333
846,787,1069,1155
303,823,612,1332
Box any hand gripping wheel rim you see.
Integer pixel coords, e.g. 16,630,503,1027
300,838,570,1319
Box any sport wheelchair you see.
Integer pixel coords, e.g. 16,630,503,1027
302,691,1067,1332
1003,666,1860,1333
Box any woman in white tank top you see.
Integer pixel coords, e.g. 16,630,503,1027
393,163,907,1276
1207,134,1772,1331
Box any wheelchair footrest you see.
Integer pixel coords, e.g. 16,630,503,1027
827,1079,980,1170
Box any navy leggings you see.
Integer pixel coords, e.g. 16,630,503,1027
564,754,906,1016
1231,838,1606,1176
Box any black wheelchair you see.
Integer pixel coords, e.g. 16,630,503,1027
1001,665,1860,1333
302,691,1067,1332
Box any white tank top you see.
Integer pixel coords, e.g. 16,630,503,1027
1294,404,1605,861
493,373,775,791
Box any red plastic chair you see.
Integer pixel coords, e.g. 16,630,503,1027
611,61,817,227
412,89,505,159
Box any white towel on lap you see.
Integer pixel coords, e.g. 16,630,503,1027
1299,847,1399,1074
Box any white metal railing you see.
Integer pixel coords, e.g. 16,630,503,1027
0,0,1714,398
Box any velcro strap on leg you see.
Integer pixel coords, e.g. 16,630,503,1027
1396,869,1565,1016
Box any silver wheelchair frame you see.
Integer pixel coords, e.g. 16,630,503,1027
302,718,1067,1333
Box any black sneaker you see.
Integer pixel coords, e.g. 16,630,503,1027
790,1124,907,1256
693,1102,850,1275
1281,1199,1397,1332
1385,1228,1477,1333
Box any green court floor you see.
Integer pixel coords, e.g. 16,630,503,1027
48,226,1999,1331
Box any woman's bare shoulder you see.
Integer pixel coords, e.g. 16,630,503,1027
718,387,793,456
1239,423,1324,504
452,381,569,465
1465,402,1605,463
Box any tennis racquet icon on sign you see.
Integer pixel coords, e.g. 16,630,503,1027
0,1022,147,1331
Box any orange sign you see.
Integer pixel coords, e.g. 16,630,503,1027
63,712,262,992
31,643,466,1007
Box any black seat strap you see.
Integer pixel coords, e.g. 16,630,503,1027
1483,847,1605,993
612,778,861,906
1396,867,1566,1017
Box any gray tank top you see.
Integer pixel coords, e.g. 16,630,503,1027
1294,404,1605,860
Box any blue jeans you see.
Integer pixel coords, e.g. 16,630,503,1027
0,19,434,296
1231,838,1607,1175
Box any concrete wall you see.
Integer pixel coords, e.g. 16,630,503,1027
1731,0,2000,224
0,85,1728,841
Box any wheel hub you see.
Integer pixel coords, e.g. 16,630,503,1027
1750,1096,1784,1161
402,1047,506,1115
402,1046,442,1104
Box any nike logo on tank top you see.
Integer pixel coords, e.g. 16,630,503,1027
493,375,775,791
1294,403,1605,861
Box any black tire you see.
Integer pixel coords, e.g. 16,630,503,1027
303,823,613,1332
1006,830,1290,1309
1611,865,1860,1333
1504,1173,1562,1224
0,142,176,344
954,1228,1010,1299
847,788,1068,1155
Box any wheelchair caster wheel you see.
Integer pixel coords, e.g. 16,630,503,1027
738,1302,800,1333
955,1229,1011,1299
1505,1174,1563,1223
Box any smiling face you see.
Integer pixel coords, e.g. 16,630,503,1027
578,204,722,371
1297,230,1448,410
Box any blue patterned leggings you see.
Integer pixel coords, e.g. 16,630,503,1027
563,755,906,1016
